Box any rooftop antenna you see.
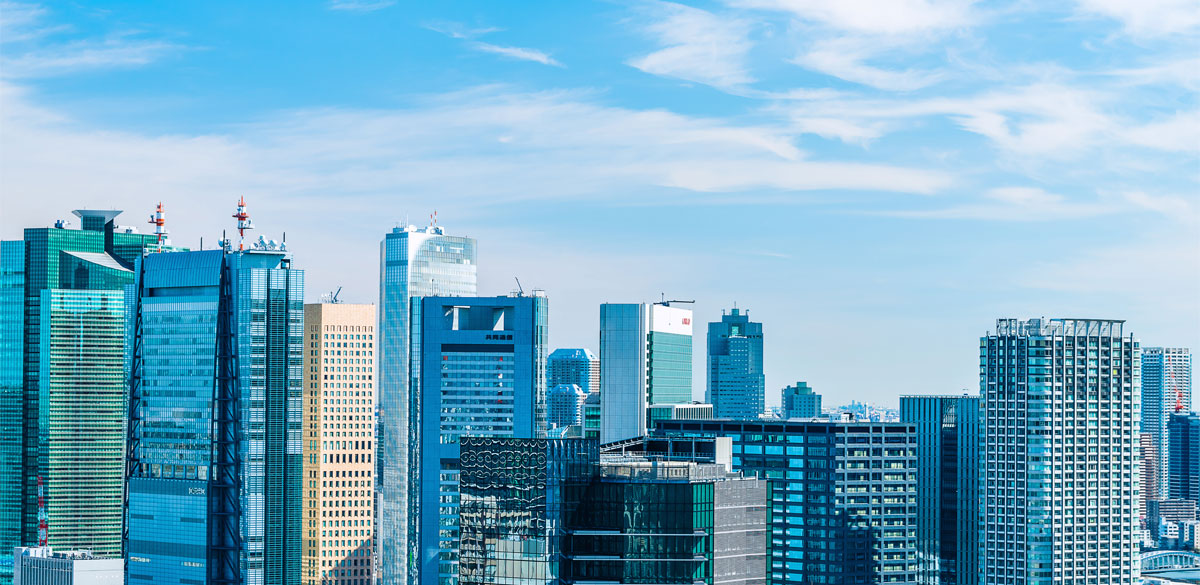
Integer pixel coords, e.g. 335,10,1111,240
332,286,342,304
432,210,438,228
232,197,254,251
514,277,524,296
655,293,695,307
147,202,168,252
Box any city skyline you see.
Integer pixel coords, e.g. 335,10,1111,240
1,1,1196,407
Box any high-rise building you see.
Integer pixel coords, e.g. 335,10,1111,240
582,392,601,440
547,383,588,429
0,240,24,584
457,436,768,585
781,382,821,419
599,302,692,443
377,223,476,585
411,294,547,585
1142,347,1192,499
900,394,981,585
1141,433,1159,523
12,547,122,585
126,240,303,585
654,419,919,585
4,210,172,561
707,308,764,420
302,303,376,585
981,318,1139,585
1168,412,1200,502
547,348,599,395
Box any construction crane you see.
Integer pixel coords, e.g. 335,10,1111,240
654,293,695,307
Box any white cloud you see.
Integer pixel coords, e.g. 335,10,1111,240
328,0,395,13
1121,110,1200,153
1,36,181,78
1074,0,1200,37
886,186,1119,220
737,0,975,35
789,116,886,145
470,42,562,67
421,21,502,40
792,37,945,91
628,1,754,89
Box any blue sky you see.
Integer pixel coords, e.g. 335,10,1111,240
1,0,1197,405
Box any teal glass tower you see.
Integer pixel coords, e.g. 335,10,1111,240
377,223,476,585
0,240,25,584
599,302,693,443
900,394,981,585
707,308,764,420
411,294,547,585
125,242,304,585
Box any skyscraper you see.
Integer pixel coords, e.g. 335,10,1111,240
126,239,303,585
5,210,168,561
654,418,919,585
781,381,821,419
411,294,547,585
1142,347,1192,499
377,223,476,585
599,302,692,443
1167,412,1200,503
707,308,764,420
981,318,1139,585
1140,433,1158,523
900,394,981,585
0,240,24,583
547,347,599,395
302,303,376,585
547,383,588,429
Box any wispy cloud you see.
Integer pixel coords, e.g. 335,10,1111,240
791,37,945,91
886,187,1119,220
628,1,754,89
1,36,181,78
422,20,502,40
470,42,562,67
736,0,976,35
328,0,395,13
1073,0,1200,37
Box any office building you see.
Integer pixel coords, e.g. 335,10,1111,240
547,348,599,395
126,237,303,585
582,393,601,440
411,294,547,585
12,547,122,585
377,222,476,585
599,302,692,443
547,384,588,429
1142,347,1192,499
1148,499,1197,541
654,419,919,585
302,303,376,585
1,240,24,583
781,382,821,419
1141,433,1158,523
900,395,981,585
5,210,171,560
707,308,764,420
981,318,1139,585
646,403,713,431
1168,412,1200,502
457,436,768,585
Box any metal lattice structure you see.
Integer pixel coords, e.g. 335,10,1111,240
209,255,243,585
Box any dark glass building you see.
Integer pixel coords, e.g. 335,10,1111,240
707,308,765,420
1168,412,1200,503
654,419,919,585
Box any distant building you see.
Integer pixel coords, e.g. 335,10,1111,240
1149,499,1197,542
13,547,122,585
582,392,601,440
781,382,821,419
981,318,1138,585
647,403,713,431
1142,347,1192,499
707,308,764,420
600,302,692,443
1141,433,1159,524
547,384,588,429
457,436,768,585
547,348,599,395
654,419,919,585
1169,412,1200,503
901,395,981,585
126,241,303,585
302,303,376,585
377,222,477,585
412,295,548,585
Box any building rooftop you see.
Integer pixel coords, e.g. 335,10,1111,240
549,347,598,360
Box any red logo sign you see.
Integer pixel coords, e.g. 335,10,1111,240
682,318,691,325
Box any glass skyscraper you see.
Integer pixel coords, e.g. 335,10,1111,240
781,381,821,419
707,308,764,420
411,294,547,585
1141,347,1192,499
981,318,1139,585
546,348,599,395
599,303,692,443
0,240,25,584
1167,412,1200,503
377,224,476,585
654,419,919,584
900,394,981,585
125,244,304,585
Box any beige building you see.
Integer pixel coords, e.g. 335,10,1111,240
303,303,377,585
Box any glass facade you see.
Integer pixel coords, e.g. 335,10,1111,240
1141,347,1192,500
0,240,25,585
781,382,821,419
600,303,692,443
412,295,547,585
1167,412,1200,502
899,395,980,585
654,419,919,585
707,308,765,420
126,247,304,585
546,348,599,395
547,384,588,429
377,225,476,585
981,318,1139,585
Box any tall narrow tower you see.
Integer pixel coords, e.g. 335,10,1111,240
707,307,764,420
1141,347,1192,500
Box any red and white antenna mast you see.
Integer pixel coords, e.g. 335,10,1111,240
147,202,169,252
232,197,254,251
37,475,48,547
